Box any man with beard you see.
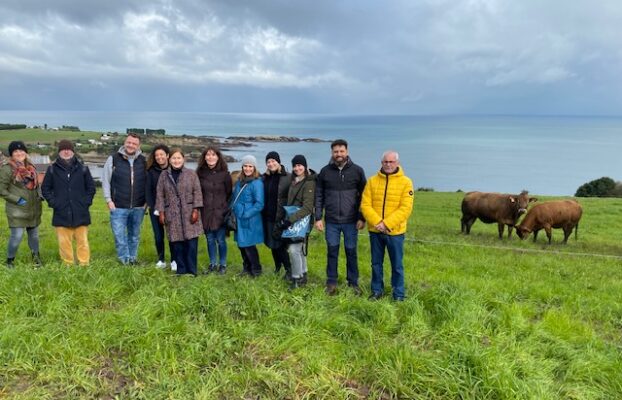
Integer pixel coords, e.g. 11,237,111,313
314,139,366,296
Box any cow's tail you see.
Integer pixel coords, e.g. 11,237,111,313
575,222,579,240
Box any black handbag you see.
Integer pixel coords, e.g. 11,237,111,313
225,183,247,232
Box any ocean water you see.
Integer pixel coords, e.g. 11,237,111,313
1,111,620,196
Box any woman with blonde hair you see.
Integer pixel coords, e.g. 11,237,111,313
0,141,43,267
231,155,264,277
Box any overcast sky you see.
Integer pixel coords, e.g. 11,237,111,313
1,0,621,115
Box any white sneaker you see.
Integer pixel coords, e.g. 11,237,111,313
170,261,177,272
155,260,166,269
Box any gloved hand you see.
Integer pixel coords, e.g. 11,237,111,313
16,197,27,206
191,209,199,224
159,211,165,225
280,219,292,230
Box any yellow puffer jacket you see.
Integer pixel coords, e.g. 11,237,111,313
360,167,414,235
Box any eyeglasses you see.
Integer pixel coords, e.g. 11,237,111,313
382,160,397,164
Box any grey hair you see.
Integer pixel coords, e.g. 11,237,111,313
382,150,399,161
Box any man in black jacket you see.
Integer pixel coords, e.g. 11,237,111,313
41,140,96,265
314,139,366,295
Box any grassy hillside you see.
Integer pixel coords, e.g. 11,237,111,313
0,129,100,146
1,191,621,399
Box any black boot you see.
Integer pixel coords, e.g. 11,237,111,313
32,252,42,268
289,277,301,291
6,258,15,268
218,265,227,275
300,272,308,286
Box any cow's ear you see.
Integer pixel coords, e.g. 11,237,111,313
529,197,538,202
509,196,516,203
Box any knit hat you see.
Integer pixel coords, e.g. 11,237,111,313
265,151,281,164
8,141,28,156
291,154,307,169
58,139,74,152
240,154,257,168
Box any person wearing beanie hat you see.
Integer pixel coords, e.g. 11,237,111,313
57,139,74,152
231,154,264,277
0,141,43,268
8,141,28,157
265,151,281,164
262,151,291,278
315,139,367,296
291,154,307,169
42,139,96,266
281,153,316,290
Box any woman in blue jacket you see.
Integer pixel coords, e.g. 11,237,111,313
232,155,264,277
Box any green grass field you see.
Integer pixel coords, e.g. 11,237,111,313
1,191,621,399
0,129,100,146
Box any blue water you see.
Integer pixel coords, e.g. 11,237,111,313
1,111,620,195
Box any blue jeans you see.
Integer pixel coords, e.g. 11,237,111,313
205,227,227,266
370,232,405,299
325,222,359,285
8,227,39,258
110,208,145,264
171,238,199,275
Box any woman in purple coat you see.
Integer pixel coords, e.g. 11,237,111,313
155,148,203,275
197,146,232,274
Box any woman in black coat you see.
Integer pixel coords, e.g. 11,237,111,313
41,140,96,265
145,144,171,269
261,151,291,278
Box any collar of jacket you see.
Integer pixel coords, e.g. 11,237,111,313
378,166,403,178
328,156,352,170
117,146,142,160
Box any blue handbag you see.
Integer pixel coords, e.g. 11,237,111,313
281,205,312,240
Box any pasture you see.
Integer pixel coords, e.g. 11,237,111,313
1,191,621,399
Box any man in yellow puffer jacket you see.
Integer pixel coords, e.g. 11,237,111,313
360,150,414,301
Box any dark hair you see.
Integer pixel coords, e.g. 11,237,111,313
146,144,170,170
126,132,142,141
197,146,228,172
331,139,348,149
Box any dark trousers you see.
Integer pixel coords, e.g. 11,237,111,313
325,222,359,285
171,238,199,275
149,211,173,262
238,245,262,275
271,246,291,273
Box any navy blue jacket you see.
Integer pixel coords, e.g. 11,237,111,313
314,157,366,224
41,157,96,227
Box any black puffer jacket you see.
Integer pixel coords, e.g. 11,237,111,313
262,165,291,223
314,157,366,224
41,157,96,227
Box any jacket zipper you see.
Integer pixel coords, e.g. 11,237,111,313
382,174,389,219
129,162,134,208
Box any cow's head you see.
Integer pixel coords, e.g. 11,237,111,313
509,190,537,216
515,224,531,240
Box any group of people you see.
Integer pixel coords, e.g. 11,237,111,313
0,135,414,300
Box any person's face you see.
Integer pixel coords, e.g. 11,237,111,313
154,149,168,167
11,149,27,163
59,149,74,160
124,136,141,155
205,150,218,168
266,158,280,172
331,145,348,164
242,163,255,176
169,152,184,169
381,153,399,174
292,164,306,177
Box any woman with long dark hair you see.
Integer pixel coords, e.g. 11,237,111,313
197,146,232,274
146,144,171,269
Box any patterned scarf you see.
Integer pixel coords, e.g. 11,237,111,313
8,159,38,190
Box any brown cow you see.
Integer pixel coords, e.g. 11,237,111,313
515,200,582,244
461,190,537,239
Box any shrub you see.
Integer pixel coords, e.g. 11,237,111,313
575,177,617,197
0,123,27,130
127,128,145,135
146,129,165,135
